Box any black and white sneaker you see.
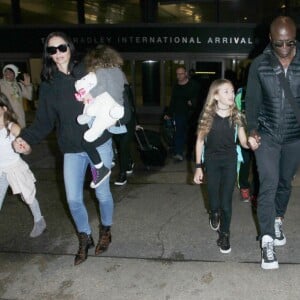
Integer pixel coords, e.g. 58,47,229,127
209,212,220,231
261,235,279,270
274,218,286,246
126,162,135,175
90,166,111,188
217,231,231,254
114,173,127,186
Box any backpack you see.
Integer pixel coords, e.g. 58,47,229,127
235,87,246,113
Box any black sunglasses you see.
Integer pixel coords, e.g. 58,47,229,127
272,40,296,48
46,44,68,55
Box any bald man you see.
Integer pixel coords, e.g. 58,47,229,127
164,66,200,162
245,16,300,270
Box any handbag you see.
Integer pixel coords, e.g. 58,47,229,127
269,54,300,125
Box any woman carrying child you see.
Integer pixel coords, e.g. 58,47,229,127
13,32,115,265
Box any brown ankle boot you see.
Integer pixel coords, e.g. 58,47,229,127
95,226,112,255
74,232,94,266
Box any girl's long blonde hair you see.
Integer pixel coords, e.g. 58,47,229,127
197,79,245,139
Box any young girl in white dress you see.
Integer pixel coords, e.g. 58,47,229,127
0,92,46,238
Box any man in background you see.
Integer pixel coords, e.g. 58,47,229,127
164,66,200,162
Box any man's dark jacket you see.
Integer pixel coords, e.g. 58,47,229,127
245,42,300,143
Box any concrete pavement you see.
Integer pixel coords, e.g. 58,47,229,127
1,117,300,300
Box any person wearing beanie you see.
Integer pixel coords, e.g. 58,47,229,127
0,64,33,128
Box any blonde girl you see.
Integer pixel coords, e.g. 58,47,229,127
0,92,46,238
193,79,251,253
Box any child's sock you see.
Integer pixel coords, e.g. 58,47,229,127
30,217,46,238
28,198,42,222
28,198,46,238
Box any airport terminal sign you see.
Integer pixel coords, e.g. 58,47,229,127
1,24,265,54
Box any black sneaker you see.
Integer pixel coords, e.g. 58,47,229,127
261,235,279,270
114,173,127,186
274,218,286,246
90,165,111,189
209,212,220,231
126,162,135,175
217,231,231,254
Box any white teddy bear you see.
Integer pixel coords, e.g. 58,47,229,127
75,72,124,142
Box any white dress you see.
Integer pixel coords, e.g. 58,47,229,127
0,123,36,205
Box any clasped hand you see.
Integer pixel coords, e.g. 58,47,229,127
13,137,31,154
247,130,261,151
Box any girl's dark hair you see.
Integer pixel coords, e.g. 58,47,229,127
0,92,18,134
41,31,77,81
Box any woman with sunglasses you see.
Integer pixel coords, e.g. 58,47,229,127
13,31,114,265
245,16,300,270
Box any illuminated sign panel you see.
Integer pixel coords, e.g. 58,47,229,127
0,24,266,54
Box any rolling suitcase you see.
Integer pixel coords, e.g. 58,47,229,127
135,128,167,168
161,118,175,151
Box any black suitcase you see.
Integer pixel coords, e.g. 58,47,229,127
135,128,167,168
161,118,175,150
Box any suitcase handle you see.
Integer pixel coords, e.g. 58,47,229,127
135,128,152,151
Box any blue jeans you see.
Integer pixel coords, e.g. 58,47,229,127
174,115,188,156
255,134,300,239
64,138,114,234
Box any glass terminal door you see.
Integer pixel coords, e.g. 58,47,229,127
122,57,225,109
